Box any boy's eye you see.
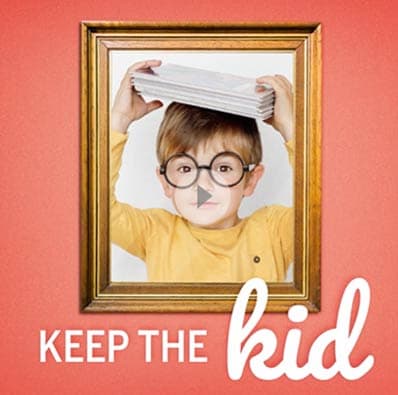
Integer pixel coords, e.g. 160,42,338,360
216,165,233,172
177,165,193,173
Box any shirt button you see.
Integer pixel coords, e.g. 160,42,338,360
253,255,261,264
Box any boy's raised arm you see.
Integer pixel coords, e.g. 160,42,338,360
257,74,295,275
110,60,164,260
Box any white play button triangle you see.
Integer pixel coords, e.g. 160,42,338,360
197,185,212,208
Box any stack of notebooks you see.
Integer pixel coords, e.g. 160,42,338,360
131,63,274,120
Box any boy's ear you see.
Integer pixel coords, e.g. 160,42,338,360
243,164,265,197
156,167,173,198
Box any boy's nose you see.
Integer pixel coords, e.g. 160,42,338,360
195,168,214,191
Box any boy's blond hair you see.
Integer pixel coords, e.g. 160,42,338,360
156,102,262,166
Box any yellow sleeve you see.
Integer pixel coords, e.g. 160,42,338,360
285,138,294,167
110,130,154,261
266,205,294,274
265,139,295,274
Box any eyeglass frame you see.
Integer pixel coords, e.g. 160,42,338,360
159,151,257,189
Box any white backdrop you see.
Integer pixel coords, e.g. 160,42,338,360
110,51,294,282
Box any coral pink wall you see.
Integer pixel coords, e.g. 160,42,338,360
1,1,397,393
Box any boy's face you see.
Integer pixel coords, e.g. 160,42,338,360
157,137,264,229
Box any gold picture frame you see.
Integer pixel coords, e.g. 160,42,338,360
80,22,321,312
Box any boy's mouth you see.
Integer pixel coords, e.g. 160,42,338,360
190,201,219,208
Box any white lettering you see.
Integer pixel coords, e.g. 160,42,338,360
40,329,129,363
162,330,184,362
87,330,106,363
65,330,84,362
227,277,374,381
108,330,129,363
138,330,159,362
189,330,208,363
40,330,62,362
138,329,207,363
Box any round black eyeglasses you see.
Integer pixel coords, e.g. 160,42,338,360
159,151,256,189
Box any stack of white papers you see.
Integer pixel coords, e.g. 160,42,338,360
131,64,274,120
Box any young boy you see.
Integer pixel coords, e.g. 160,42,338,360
111,59,294,282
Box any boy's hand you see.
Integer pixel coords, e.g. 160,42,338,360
256,75,293,142
111,60,163,133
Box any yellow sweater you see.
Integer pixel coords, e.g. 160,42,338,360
110,131,294,282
